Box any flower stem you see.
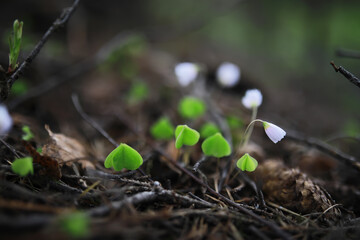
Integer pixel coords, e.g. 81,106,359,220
241,107,261,147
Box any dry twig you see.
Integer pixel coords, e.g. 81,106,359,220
1,0,81,102
330,61,360,89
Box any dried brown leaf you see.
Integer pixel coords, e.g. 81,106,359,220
42,125,94,169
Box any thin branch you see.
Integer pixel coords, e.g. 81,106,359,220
1,0,81,102
71,93,118,147
336,48,360,59
286,131,360,172
330,61,360,89
9,31,137,109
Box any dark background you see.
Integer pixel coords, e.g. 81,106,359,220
1,0,359,137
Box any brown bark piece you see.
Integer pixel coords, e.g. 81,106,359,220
254,160,340,218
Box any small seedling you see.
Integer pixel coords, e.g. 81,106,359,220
8,19,23,72
22,125,34,141
201,133,231,158
0,104,12,135
60,211,89,238
150,117,174,140
200,122,220,139
104,143,143,171
127,81,148,104
236,153,258,172
11,157,33,176
175,125,200,149
178,96,206,119
226,115,243,130
12,79,28,96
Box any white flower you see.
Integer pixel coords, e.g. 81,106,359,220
242,89,263,109
263,121,286,143
216,62,240,87
0,104,12,136
174,62,199,87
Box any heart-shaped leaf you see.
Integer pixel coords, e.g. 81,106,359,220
12,157,33,176
201,133,231,158
104,143,143,171
175,125,200,149
178,96,206,119
236,153,258,172
200,122,220,139
150,117,174,140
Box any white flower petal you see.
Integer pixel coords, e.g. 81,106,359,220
242,89,262,109
174,62,199,87
216,62,240,87
0,105,12,136
263,122,286,143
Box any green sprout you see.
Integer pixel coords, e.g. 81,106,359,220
226,115,243,130
104,143,143,171
150,117,174,140
11,157,33,176
175,125,200,149
200,122,220,139
102,34,146,79
12,79,28,96
60,211,89,238
236,153,258,172
22,125,34,141
8,19,23,72
201,133,231,158
127,81,148,104
178,96,206,119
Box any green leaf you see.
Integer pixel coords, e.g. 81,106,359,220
8,19,23,72
22,125,34,141
226,115,243,130
127,81,148,104
175,125,200,149
178,96,206,119
201,133,231,158
60,212,89,238
11,157,33,176
104,143,143,171
12,79,28,96
150,117,174,140
236,153,258,172
200,122,220,139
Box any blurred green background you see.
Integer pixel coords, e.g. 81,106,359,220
1,0,359,136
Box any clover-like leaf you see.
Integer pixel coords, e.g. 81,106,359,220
175,125,200,149
22,125,34,141
200,122,220,139
60,212,89,238
104,143,143,171
226,115,243,130
11,157,33,176
236,153,258,172
150,117,174,140
178,96,206,119
201,133,231,158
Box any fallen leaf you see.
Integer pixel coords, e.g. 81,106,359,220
24,141,61,179
42,125,94,169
